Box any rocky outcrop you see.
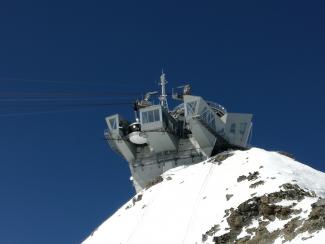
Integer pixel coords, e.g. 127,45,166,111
237,172,260,183
296,198,325,235
145,175,164,189
202,225,221,242
249,180,265,189
208,152,234,164
209,184,322,243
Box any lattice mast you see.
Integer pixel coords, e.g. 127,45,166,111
159,71,169,110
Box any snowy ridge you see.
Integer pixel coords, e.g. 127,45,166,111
83,148,325,244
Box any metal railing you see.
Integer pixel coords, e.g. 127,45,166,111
206,101,227,117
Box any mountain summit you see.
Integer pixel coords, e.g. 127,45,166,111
83,148,325,244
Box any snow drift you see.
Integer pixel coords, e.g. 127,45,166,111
83,148,325,244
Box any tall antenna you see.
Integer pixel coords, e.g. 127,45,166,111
159,70,168,110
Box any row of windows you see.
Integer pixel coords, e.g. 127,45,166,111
142,109,161,124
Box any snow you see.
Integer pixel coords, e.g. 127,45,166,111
274,199,297,207
266,218,291,233
83,148,325,244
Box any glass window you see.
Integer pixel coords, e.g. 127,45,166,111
142,108,162,124
230,123,236,134
240,122,247,135
148,110,154,123
154,109,160,121
142,111,148,123
109,118,117,130
210,118,216,131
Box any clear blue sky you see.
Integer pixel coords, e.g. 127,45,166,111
0,1,324,243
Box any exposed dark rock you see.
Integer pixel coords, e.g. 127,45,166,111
277,198,325,242
277,151,295,159
258,220,270,228
299,198,325,233
145,176,163,189
246,227,280,244
209,152,234,165
226,194,233,201
274,205,293,220
281,183,298,191
132,194,143,205
213,230,239,244
246,227,257,235
282,217,303,241
237,171,260,183
301,235,314,240
214,153,234,162
237,175,247,182
202,224,220,242
247,171,260,181
312,198,325,208
166,176,172,180
224,208,233,218
210,184,321,244
202,235,208,242
90,227,98,236
236,236,251,243
227,198,259,230
249,180,265,188
259,203,275,219
279,183,315,199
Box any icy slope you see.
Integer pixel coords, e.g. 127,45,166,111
83,148,325,244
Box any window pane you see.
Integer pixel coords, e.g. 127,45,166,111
210,118,216,131
142,111,148,123
230,123,236,134
240,122,247,135
154,109,160,121
109,118,117,130
186,101,197,116
148,110,154,122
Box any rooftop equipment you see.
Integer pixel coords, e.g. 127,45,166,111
104,73,253,192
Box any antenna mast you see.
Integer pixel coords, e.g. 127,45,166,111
159,71,168,110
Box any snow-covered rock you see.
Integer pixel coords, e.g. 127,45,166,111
83,148,325,244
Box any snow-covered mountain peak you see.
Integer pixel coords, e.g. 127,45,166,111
83,148,325,244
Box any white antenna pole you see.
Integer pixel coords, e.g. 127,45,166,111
159,71,168,110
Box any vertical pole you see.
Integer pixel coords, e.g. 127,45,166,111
159,71,169,110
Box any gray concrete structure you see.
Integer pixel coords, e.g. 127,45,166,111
104,76,253,192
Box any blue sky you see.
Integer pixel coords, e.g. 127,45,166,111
0,1,324,243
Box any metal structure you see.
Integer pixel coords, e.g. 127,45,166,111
104,73,253,192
